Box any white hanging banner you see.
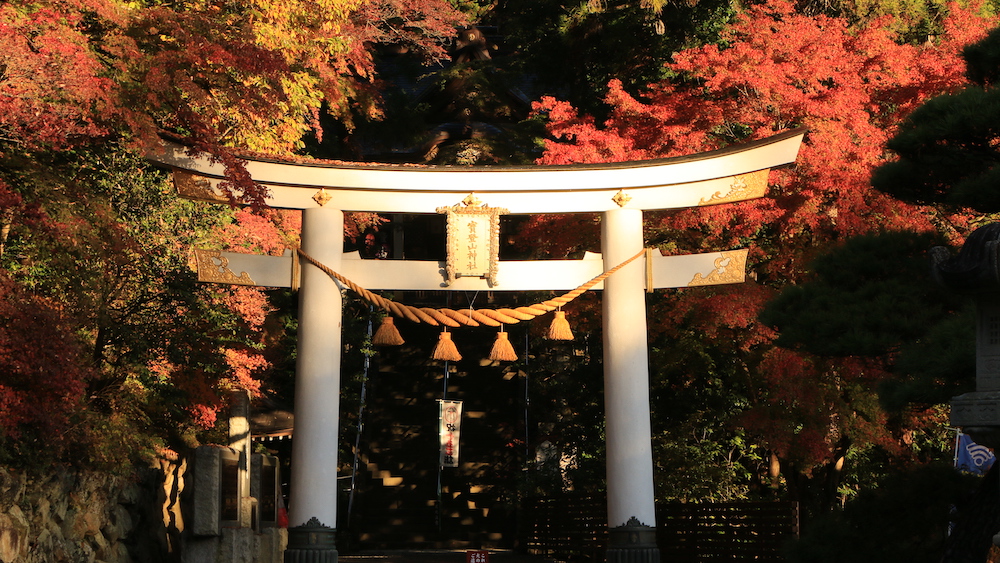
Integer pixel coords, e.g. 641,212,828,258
439,399,463,468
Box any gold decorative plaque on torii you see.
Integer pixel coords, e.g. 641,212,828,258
687,250,747,287
436,194,508,287
194,249,256,285
697,169,770,206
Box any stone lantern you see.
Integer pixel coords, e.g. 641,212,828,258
934,223,1000,448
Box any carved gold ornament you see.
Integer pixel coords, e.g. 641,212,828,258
312,188,333,207
612,190,632,207
436,194,508,287
174,169,226,203
698,169,770,206
687,250,747,286
194,249,256,286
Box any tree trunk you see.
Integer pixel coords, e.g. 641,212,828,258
0,208,13,259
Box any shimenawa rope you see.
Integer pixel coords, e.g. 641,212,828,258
293,246,648,328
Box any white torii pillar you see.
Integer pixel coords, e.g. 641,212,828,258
157,128,805,563
602,207,658,559
285,207,343,557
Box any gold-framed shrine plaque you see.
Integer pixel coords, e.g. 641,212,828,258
437,194,508,286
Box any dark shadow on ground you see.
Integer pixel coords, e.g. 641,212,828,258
339,550,562,563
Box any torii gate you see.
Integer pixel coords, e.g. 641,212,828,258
156,128,804,563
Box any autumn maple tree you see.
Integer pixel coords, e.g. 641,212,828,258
872,26,1000,212
1,0,465,202
0,0,464,468
0,271,93,463
519,0,998,514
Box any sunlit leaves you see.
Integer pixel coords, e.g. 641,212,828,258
528,0,998,494
873,29,1000,212
0,2,119,150
0,0,464,206
0,0,468,468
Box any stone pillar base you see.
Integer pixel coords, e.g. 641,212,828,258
606,517,660,563
284,518,337,563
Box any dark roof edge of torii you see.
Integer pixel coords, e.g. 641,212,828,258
155,127,809,173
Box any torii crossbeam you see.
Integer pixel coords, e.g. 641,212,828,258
155,128,805,563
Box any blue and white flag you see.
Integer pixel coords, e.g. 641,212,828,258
956,432,996,474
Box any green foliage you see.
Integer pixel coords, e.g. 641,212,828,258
798,0,995,43
757,231,969,509
873,87,1000,211
872,25,1000,212
486,0,736,116
759,231,958,357
786,464,977,563
447,0,491,20
648,297,770,501
836,405,954,504
0,142,269,467
965,26,1000,85
523,333,609,496
71,409,166,475
654,425,767,502
882,307,976,409
337,297,377,475
331,44,549,164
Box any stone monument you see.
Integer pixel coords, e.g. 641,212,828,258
936,223,1000,447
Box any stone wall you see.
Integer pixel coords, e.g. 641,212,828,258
0,456,182,563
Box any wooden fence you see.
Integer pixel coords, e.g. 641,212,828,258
523,494,608,561
658,501,800,562
522,494,799,562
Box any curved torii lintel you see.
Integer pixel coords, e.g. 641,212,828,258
157,128,806,214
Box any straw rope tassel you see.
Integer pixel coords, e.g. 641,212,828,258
646,248,653,293
432,329,462,361
372,315,404,346
547,310,574,341
489,328,518,362
291,249,301,292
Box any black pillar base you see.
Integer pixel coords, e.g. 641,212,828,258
284,517,338,563
606,517,660,563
